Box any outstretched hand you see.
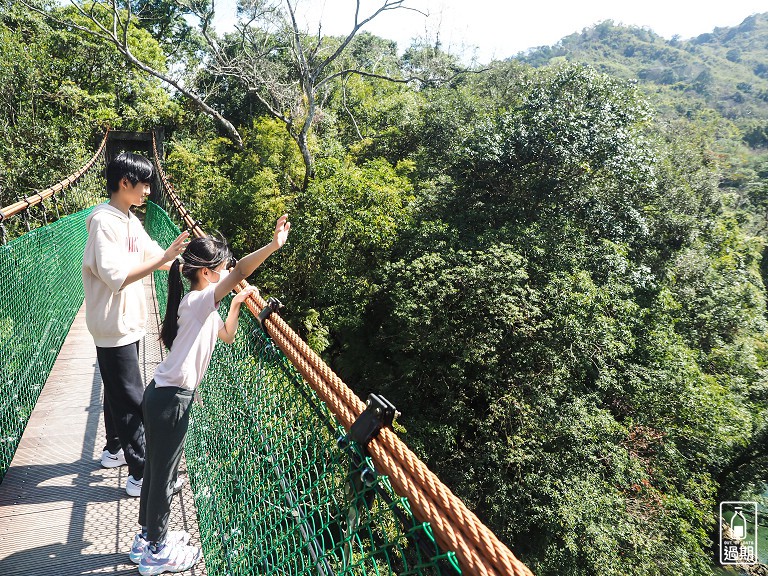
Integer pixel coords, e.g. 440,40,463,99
214,216,288,304
272,214,290,250
163,231,190,261
232,285,259,306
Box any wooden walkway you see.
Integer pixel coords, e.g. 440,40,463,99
0,277,206,576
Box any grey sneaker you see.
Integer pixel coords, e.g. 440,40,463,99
126,475,143,497
129,531,191,564
100,448,126,468
139,540,201,575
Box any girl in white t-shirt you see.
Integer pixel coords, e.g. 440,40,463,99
131,215,290,575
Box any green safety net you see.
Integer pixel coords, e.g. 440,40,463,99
145,201,462,576
0,165,104,481
0,206,101,480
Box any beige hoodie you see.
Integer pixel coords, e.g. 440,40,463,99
82,203,165,347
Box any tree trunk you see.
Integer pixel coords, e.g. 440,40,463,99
298,132,314,192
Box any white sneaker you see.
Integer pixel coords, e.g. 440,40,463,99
171,477,185,495
126,475,143,497
129,531,191,564
139,540,201,575
100,448,127,468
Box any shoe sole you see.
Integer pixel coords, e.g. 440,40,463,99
101,457,126,468
130,532,191,564
139,549,201,575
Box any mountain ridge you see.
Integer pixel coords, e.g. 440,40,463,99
514,13,768,130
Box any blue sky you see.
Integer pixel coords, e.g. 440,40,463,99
209,0,768,63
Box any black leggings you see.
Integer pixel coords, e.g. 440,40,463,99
96,341,145,479
139,380,193,543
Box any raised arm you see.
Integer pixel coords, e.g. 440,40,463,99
214,214,290,304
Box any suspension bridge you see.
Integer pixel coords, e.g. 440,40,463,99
0,130,533,576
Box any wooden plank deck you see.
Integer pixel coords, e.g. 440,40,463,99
0,276,206,576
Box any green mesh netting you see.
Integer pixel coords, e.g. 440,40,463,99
0,205,96,481
0,164,104,481
145,200,462,576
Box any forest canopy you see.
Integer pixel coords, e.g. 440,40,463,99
3,2,768,574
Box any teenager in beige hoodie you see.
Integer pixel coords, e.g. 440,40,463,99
82,152,188,497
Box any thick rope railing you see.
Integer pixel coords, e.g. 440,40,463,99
0,130,109,222
151,134,532,576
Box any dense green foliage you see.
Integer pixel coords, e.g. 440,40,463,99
0,1,180,206
4,2,768,574
518,15,768,121
517,14,768,236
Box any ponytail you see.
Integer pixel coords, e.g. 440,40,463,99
160,258,184,349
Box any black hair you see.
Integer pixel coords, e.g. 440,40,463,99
105,152,154,195
160,236,232,350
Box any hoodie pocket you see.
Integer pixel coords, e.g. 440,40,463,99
116,291,127,334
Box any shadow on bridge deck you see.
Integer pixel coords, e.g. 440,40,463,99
0,276,206,576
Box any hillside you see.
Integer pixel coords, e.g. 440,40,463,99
516,13,768,143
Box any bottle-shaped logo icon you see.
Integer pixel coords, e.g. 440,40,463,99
720,501,758,565
731,506,746,539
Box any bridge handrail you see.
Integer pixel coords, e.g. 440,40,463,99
151,134,532,576
0,130,109,222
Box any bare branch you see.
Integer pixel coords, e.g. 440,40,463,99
246,85,291,126
341,75,363,141
25,0,244,148
309,19,322,61
110,0,125,42
319,66,489,90
315,0,423,75
285,0,310,85
177,0,222,54
22,1,113,43
121,0,131,49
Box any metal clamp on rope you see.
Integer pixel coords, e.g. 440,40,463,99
21,205,31,232
38,195,48,225
51,193,61,219
257,297,283,329
339,395,397,549
347,394,399,448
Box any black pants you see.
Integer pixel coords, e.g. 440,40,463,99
139,380,193,543
96,341,145,479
